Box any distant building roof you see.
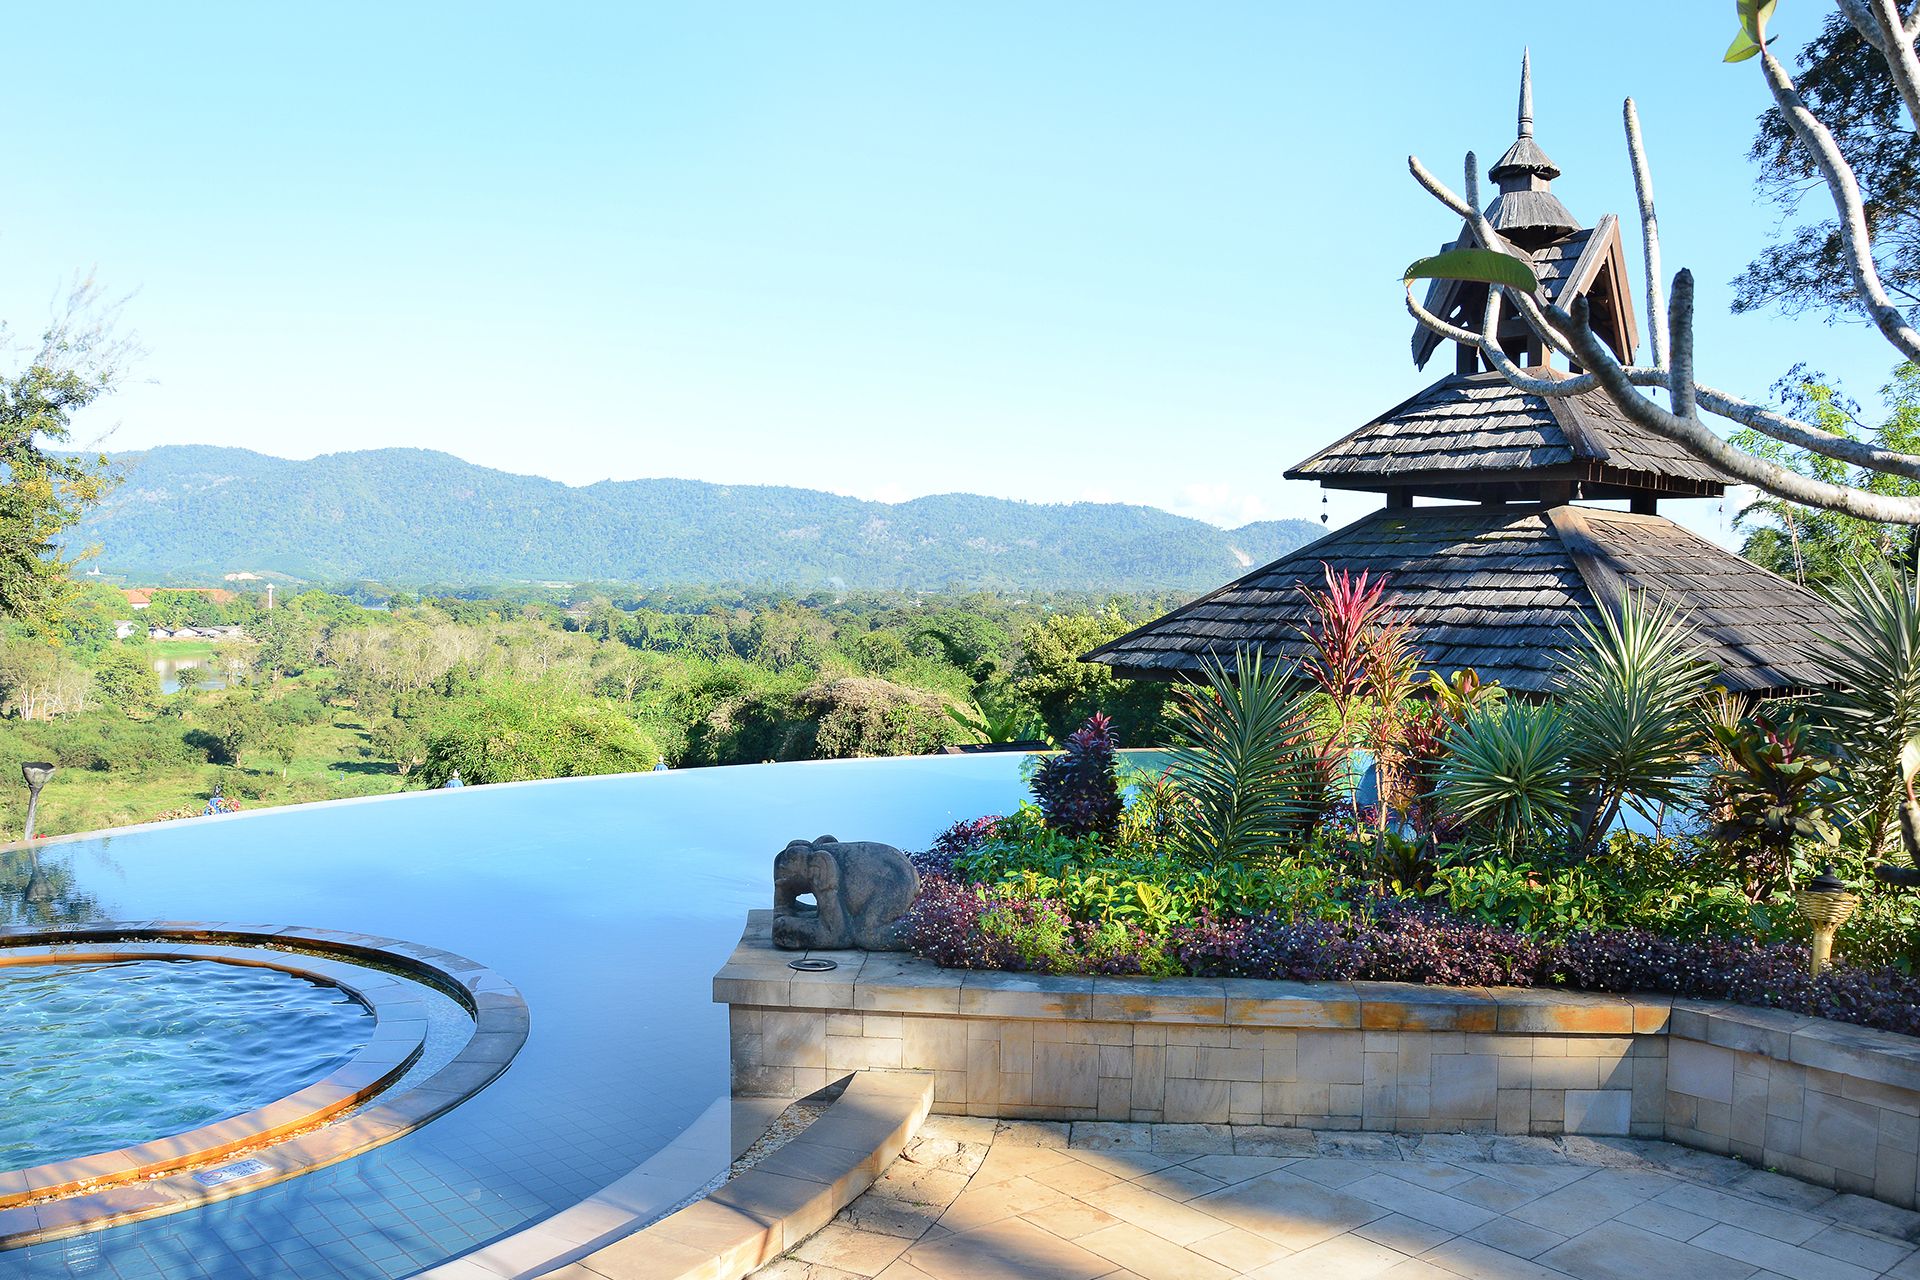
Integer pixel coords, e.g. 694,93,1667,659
1084,506,1837,695
123,587,238,607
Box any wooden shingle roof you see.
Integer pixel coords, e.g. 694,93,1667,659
1083,505,1836,695
1285,371,1730,500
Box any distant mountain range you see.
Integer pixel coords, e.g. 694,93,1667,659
66,446,1323,592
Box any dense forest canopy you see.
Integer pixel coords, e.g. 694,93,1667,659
0,580,1180,839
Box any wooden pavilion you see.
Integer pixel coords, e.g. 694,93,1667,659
1085,56,1838,696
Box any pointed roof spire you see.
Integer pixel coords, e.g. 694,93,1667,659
1487,49,1577,240
1518,47,1534,139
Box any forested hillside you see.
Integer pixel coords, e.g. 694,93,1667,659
69,446,1319,591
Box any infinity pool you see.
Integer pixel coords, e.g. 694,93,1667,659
1,958,371,1173
0,754,1033,1280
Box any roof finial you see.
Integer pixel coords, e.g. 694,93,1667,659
1518,48,1534,139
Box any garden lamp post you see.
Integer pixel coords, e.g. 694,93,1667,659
1794,866,1859,978
20,761,54,843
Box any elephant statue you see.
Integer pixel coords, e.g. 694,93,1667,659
771,835,920,951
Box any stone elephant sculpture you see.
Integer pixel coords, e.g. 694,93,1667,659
771,835,920,951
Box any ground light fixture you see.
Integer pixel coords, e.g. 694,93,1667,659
20,760,54,843
1794,865,1859,977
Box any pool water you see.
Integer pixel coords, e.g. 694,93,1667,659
0,753,1035,1280
0,959,371,1171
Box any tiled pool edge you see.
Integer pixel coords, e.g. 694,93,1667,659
539,1070,932,1280
0,942,428,1206
415,1095,745,1279
714,910,1920,1209
0,922,531,1249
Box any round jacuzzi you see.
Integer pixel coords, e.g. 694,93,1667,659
2,957,374,1171
0,926,527,1247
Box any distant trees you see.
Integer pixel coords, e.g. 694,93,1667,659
1012,607,1168,743
1733,364,1920,588
4,579,1199,837
0,639,89,719
90,648,158,715
196,691,266,765
1733,13,1920,323
800,677,967,759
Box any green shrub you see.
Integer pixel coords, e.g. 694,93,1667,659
1427,833,1774,939
799,676,966,759
419,682,659,785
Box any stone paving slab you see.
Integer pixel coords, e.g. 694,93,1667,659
756,1121,1920,1279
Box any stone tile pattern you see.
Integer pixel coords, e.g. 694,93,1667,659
716,914,1920,1209
760,1118,1920,1280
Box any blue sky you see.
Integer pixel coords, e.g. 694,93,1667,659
0,3,1889,540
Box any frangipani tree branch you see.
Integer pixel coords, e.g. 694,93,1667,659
1402,262,1920,478
1759,23,1920,364
1557,282,1920,521
1623,98,1669,369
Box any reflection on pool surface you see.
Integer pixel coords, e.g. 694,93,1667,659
0,959,371,1172
0,754,1033,1280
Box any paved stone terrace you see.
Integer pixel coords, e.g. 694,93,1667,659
758,1119,1920,1280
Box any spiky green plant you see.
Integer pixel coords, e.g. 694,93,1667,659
1558,593,1714,850
1818,567,1920,863
1437,701,1574,844
1165,648,1325,866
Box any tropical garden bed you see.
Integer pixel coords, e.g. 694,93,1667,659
896,569,1920,1039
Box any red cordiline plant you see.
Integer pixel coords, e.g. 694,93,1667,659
1032,712,1122,841
1296,566,1448,830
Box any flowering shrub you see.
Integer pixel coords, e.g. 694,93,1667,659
922,815,1001,873
903,829,1920,1038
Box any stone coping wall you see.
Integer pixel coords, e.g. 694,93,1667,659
715,911,1920,1209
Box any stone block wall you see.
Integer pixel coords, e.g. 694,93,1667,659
729,1009,1667,1140
1661,1005,1920,1205
715,912,1920,1208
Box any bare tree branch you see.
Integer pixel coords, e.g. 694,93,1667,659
1670,270,1698,421
1400,17,1920,514
1557,295,1920,521
1760,32,1920,363
1867,0,1920,131
1623,98,1669,369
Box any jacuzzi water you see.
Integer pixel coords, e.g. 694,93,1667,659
0,753,1039,1279
0,959,371,1172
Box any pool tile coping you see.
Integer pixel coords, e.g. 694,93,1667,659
0,922,530,1250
